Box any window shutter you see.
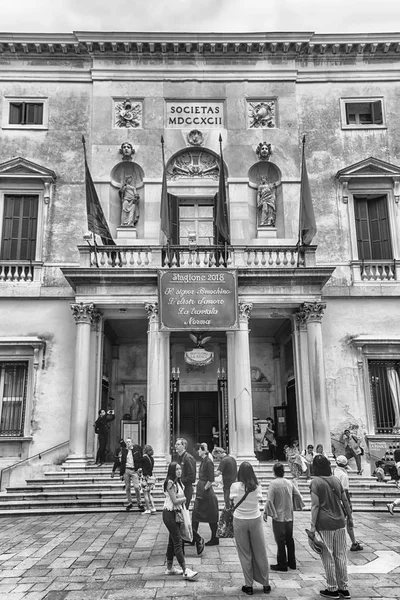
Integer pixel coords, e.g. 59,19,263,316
9,103,22,124
25,103,43,125
1,195,38,260
369,196,391,259
371,101,383,124
354,198,371,259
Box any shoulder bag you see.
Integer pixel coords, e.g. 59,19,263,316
216,489,251,539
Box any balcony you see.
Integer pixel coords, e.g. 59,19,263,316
352,259,398,282
0,261,42,283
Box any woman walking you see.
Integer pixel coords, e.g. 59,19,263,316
308,454,353,599
162,462,198,580
192,443,219,547
141,444,156,514
230,461,271,595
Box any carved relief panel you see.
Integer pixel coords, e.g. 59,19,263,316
247,100,276,129
114,99,143,128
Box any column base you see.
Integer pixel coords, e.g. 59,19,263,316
63,455,89,468
236,453,259,465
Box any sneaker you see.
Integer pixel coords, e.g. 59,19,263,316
196,536,205,555
338,591,351,599
350,542,363,551
320,590,339,599
165,566,183,575
125,503,133,511
110,472,115,478
138,504,145,512
387,503,394,515
183,567,198,580
142,509,151,515
150,508,156,514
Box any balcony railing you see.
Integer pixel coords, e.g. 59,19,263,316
79,244,317,269
360,260,397,282
0,261,40,282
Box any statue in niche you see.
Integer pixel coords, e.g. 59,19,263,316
257,176,277,227
130,392,146,423
119,175,140,227
256,141,272,161
119,142,135,162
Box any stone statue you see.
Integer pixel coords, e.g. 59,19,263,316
119,175,140,227
119,142,135,162
257,176,277,227
256,141,272,161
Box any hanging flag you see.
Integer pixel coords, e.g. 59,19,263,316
299,135,317,246
215,134,230,245
160,136,171,245
82,136,115,246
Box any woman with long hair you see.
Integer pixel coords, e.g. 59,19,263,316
141,444,156,514
162,461,198,580
230,461,271,595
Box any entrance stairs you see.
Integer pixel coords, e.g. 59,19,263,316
0,461,398,516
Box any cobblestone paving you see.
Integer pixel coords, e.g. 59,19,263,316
1,511,400,599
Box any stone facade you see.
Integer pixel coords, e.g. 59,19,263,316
1,31,400,477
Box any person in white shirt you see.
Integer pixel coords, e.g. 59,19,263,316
333,455,363,551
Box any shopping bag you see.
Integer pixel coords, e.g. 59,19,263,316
179,506,193,543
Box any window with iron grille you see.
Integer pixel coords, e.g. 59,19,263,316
369,360,400,434
0,361,28,437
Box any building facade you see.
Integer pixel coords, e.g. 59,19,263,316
1,31,400,476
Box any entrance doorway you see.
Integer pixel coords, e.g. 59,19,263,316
179,391,219,456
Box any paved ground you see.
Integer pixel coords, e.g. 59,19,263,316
1,510,400,600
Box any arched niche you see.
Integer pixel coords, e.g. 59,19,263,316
109,162,145,236
248,161,282,236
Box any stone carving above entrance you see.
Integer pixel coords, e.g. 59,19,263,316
187,129,205,146
114,99,142,128
247,100,276,129
167,149,219,181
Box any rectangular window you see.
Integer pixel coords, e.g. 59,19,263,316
9,102,44,125
341,98,385,129
369,360,400,434
1,195,38,260
178,199,214,245
0,361,28,437
354,195,392,260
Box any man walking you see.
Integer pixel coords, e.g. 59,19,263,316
333,455,363,551
120,437,144,512
263,462,304,572
212,446,238,508
175,438,197,509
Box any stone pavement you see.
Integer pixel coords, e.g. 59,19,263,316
1,510,400,600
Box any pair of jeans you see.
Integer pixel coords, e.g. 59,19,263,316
272,520,296,568
96,433,108,463
163,509,186,570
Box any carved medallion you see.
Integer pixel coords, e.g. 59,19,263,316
115,99,142,128
167,150,219,180
248,100,276,129
187,129,204,146
256,142,272,161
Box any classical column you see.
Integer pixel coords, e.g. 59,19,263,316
145,302,170,460
235,302,255,461
67,302,98,463
302,301,331,451
226,331,238,457
272,343,282,405
292,312,313,449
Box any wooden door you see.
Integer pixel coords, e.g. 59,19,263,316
179,391,219,456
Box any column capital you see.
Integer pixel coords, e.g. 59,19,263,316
299,301,326,324
70,302,96,325
293,311,307,331
145,302,159,322
238,302,253,323
91,309,102,332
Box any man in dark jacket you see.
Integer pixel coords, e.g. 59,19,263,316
94,409,115,465
175,437,197,509
120,438,144,511
212,447,238,508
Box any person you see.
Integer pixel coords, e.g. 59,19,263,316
309,454,353,599
257,176,276,227
230,461,271,595
141,444,156,515
192,443,219,548
341,429,363,475
262,418,277,461
162,461,198,580
333,455,363,551
303,444,316,478
264,462,304,572
120,437,145,512
212,447,238,508
119,175,140,227
285,441,305,484
175,438,197,509
373,460,390,482
254,423,263,460
111,439,126,478
316,444,328,458
94,409,115,465
211,422,219,448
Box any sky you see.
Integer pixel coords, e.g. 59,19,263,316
1,0,400,34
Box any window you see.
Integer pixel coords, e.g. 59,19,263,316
369,360,400,434
2,97,48,129
1,195,38,260
354,195,392,260
178,199,214,245
340,98,385,129
0,361,28,437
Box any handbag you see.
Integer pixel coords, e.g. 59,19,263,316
178,505,193,543
216,489,251,539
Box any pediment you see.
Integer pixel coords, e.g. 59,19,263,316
0,157,56,181
336,157,400,180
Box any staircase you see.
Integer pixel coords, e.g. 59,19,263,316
0,461,398,515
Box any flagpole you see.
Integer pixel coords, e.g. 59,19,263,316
161,135,170,263
219,134,227,265
297,134,306,267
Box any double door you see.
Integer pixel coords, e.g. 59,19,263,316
179,391,219,456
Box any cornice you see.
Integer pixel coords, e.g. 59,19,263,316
0,31,400,57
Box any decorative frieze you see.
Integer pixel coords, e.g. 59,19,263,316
70,302,96,325
114,99,142,129
167,149,219,180
247,100,276,129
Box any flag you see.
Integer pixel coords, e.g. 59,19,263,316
82,136,115,245
160,136,170,244
215,135,230,245
299,135,317,246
